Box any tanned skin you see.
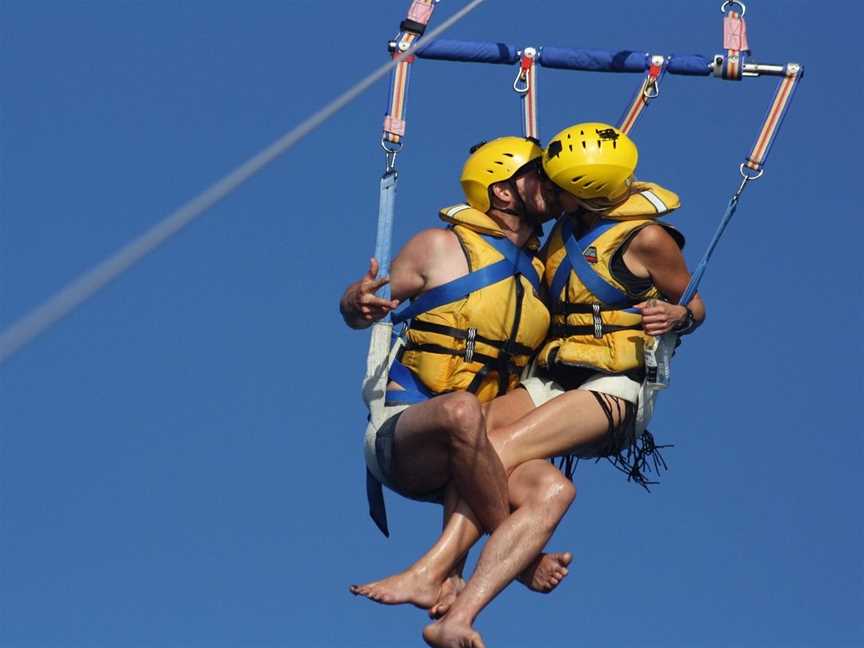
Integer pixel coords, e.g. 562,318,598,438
415,192,706,648
342,166,576,613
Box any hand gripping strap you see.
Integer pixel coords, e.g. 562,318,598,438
550,218,634,308
392,234,541,324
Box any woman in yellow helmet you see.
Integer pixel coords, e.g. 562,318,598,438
341,137,577,612
379,123,708,648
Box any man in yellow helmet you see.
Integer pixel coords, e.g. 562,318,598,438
364,123,708,648
340,137,575,612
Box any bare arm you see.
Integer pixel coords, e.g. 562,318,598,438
339,258,400,329
624,224,706,336
339,228,462,330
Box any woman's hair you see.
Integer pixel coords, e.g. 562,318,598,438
570,179,637,213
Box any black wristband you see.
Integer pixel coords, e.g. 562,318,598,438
672,305,697,335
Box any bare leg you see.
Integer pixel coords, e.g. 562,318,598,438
350,489,480,608
390,391,509,534
351,390,537,608
423,461,576,648
431,486,468,617
489,388,624,473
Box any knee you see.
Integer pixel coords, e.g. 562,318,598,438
440,392,484,447
535,470,577,515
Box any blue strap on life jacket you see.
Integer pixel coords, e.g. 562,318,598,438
484,233,542,293
385,359,436,406
548,218,576,305
550,217,639,309
392,232,540,324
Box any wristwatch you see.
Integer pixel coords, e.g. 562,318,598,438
672,306,697,335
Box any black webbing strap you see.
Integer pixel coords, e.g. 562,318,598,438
550,323,642,338
408,319,535,357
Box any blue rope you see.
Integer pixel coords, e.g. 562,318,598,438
374,170,398,303
679,184,743,306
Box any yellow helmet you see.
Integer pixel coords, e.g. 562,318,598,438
460,137,543,213
542,123,638,201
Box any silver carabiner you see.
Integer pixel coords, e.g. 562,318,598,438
734,162,762,197
513,47,536,95
721,0,746,15
513,69,529,94
381,136,403,173
643,77,660,100
739,162,763,181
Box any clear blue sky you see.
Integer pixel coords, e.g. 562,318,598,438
1,2,861,647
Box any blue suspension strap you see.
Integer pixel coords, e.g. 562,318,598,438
681,61,803,307
364,0,440,539
645,56,804,390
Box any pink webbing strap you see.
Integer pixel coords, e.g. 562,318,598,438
744,63,803,173
516,48,539,140
382,0,438,145
618,55,666,136
724,10,749,52
722,9,749,81
407,0,435,25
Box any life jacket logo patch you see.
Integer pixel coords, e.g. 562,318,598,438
583,246,598,263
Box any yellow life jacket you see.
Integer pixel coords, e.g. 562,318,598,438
538,182,684,374
389,204,551,404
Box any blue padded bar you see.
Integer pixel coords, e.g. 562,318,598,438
415,39,520,65
540,47,648,73
665,54,712,76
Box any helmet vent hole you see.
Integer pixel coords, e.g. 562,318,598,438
581,141,586,149
487,170,495,174
584,181,594,188
568,144,573,152
494,161,504,165
612,141,617,149
503,153,514,157
571,176,583,183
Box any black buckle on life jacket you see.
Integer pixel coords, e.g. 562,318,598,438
464,328,477,363
592,304,603,339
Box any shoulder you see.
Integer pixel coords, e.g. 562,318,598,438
394,227,465,275
401,227,462,256
628,223,681,256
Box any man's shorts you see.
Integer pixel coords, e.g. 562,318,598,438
363,403,444,504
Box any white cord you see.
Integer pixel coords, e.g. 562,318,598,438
0,0,487,365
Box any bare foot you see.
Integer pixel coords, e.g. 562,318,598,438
517,551,572,593
428,575,466,619
423,617,486,648
349,569,440,609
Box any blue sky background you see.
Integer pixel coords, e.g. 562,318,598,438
1,1,861,647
